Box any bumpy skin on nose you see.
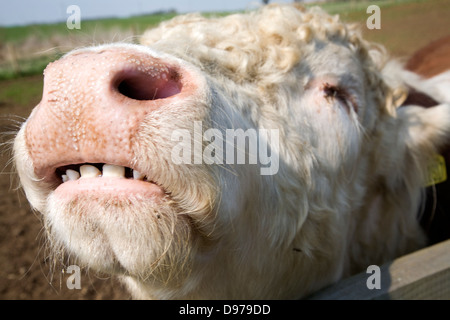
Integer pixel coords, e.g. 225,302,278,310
26,47,192,181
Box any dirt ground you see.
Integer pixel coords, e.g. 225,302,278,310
1,1,450,300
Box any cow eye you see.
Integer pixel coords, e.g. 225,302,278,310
323,82,357,113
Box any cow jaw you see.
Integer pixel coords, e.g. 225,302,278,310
45,183,196,284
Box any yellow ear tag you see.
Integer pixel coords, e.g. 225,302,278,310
425,154,447,187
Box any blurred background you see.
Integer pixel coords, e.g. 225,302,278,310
1,0,449,299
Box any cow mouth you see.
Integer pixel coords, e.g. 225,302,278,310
53,163,167,199
56,163,152,183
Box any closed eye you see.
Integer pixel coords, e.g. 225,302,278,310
323,82,358,114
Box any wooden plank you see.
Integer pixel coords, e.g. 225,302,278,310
308,239,450,300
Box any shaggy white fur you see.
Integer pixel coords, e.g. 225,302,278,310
12,4,450,299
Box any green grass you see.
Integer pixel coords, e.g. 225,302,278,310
0,0,435,81
0,0,448,83
0,12,183,81
0,76,43,119
0,12,178,44
0,0,426,44
307,0,428,15
0,54,57,81
0,79,41,106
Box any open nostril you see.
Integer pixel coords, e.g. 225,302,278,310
115,68,182,101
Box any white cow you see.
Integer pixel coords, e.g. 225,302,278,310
12,4,450,299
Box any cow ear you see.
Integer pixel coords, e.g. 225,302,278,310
401,89,439,109
397,104,450,154
376,104,450,190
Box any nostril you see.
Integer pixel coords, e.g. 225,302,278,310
115,68,181,101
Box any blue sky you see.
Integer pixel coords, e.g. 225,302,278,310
0,0,296,26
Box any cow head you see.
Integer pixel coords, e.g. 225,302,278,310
12,4,450,299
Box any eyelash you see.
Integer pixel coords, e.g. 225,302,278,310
322,83,357,113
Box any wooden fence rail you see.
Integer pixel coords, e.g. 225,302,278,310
309,239,450,300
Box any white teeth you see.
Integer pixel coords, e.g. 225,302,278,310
66,169,80,181
102,164,125,178
60,164,146,183
133,169,145,180
80,164,101,178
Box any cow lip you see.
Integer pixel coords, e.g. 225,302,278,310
52,162,168,197
54,176,167,200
